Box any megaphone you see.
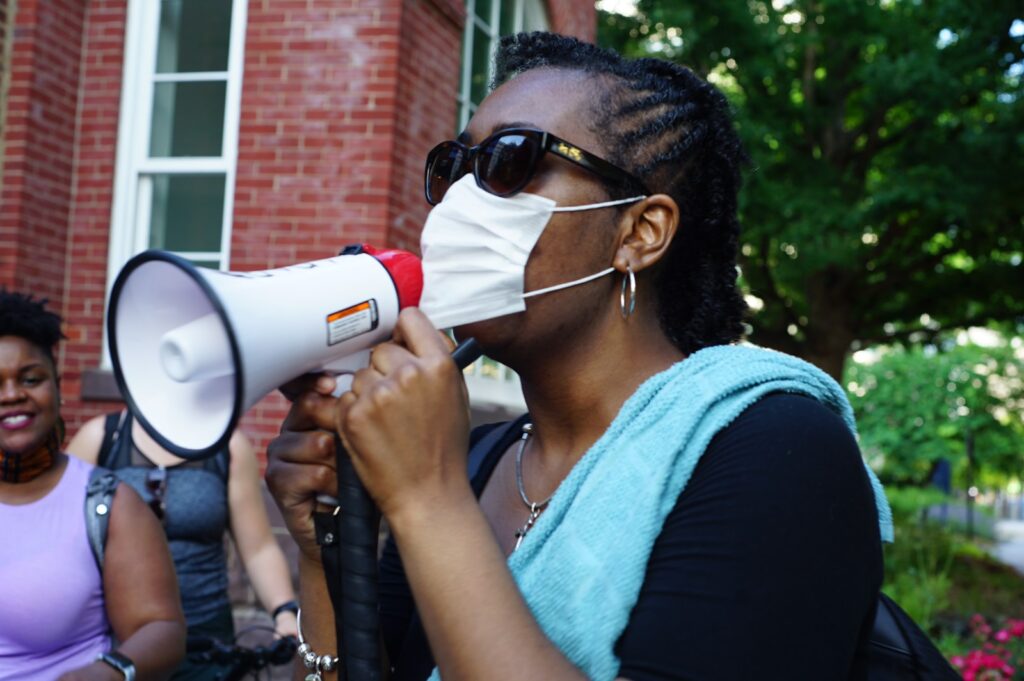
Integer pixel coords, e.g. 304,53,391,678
107,244,423,460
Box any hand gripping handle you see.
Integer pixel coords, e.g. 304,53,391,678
332,337,482,681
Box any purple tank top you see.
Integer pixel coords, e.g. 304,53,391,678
0,456,111,680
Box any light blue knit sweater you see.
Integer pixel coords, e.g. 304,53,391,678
429,344,892,681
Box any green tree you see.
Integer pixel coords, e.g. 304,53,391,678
845,338,1024,486
599,1,1024,378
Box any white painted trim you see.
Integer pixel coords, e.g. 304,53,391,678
153,70,229,82
219,0,248,271
134,158,229,173
165,250,223,262
102,0,247,366
102,0,155,369
457,0,475,131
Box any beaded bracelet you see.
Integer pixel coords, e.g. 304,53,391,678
296,608,339,681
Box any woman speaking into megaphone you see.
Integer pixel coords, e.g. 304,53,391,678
265,32,889,681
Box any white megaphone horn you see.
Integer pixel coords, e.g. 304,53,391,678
107,244,423,460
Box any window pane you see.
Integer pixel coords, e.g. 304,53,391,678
470,26,493,106
148,174,226,253
500,0,517,35
157,0,233,73
475,0,494,26
188,259,222,270
150,81,226,157
522,0,549,31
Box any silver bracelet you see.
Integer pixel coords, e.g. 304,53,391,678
296,608,339,680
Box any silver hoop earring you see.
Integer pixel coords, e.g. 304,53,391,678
619,265,637,319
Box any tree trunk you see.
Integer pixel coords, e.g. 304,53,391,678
801,269,856,381
802,344,851,383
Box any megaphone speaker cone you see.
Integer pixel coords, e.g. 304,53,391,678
108,247,423,461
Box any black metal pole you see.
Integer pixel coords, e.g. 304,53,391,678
965,428,975,539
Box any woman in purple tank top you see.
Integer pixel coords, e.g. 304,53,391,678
0,291,186,681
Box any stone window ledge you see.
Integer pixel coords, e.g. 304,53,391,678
80,368,125,402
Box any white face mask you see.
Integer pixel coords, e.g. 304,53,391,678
419,175,645,329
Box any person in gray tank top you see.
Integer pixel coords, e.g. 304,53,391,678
68,408,298,680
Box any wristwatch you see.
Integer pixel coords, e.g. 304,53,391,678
97,650,136,681
272,599,299,620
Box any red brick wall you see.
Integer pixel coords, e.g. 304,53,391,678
235,0,400,448
233,0,399,272
0,0,85,313
234,0,467,453
547,0,596,42
386,0,465,252
0,0,10,144
58,0,128,436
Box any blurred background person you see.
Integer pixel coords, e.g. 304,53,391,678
68,407,299,680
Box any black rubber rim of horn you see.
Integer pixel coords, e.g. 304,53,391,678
107,249,245,461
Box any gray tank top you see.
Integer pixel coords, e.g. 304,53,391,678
99,412,231,627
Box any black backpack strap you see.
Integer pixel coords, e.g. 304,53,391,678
466,418,524,483
98,411,128,468
85,466,121,574
869,592,962,680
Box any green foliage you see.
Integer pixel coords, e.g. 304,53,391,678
880,503,1023,631
883,520,955,629
599,1,1024,378
947,552,1024,619
885,485,950,521
845,340,1024,485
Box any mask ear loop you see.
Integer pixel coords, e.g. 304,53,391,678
551,195,646,212
620,265,637,319
523,267,615,299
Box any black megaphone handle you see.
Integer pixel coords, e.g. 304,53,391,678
330,337,481,681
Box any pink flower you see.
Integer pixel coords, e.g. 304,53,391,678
995,629,1011,643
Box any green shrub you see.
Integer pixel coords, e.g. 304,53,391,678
886,486,950,523
883,506,957,629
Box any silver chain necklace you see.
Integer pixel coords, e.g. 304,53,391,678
513,423,554,551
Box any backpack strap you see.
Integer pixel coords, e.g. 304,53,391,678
98,411,128,469
466,417,525,483
85,466,121,574
869,592,962,679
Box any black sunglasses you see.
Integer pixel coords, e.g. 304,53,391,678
424,127,648,206
145,466,167,522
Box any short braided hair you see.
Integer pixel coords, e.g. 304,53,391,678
0,289,65,365
494,32,748,354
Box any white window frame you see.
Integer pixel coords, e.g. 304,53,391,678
103,0,247,368
457,0,550,131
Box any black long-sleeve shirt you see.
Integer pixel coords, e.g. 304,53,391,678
378,394,883,680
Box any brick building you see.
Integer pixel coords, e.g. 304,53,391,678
0,0,596,455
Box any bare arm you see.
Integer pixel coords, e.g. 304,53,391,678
266,376,344,681
90,484,186,680
226,430,298,636
65,413,108,466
